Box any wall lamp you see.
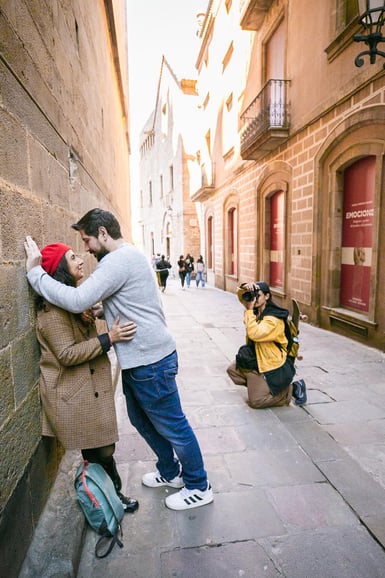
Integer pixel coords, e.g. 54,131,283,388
354,0,385,67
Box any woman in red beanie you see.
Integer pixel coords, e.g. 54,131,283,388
35,243,138,513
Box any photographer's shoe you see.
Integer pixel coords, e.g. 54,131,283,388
292,379,307,405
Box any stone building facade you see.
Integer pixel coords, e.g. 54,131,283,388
190,0,385,350
139,56,202,273
0,1,130,574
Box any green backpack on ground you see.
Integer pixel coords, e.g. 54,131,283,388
74,461,124,559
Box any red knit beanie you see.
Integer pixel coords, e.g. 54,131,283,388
41,243,71,276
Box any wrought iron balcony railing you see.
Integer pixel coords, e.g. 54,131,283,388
240,79,290,160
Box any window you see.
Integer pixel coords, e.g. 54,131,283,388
207,216,213,269
326,0,360,61
223,93,236,155
205,130,211,156
149,181,152,207
336,0,359,31
161,103,168,138
222,42,234,72
160,174,163,198
265,19,285,81
169,165,174,191
227,207,237,276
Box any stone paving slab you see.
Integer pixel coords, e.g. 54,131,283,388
262,526,385,578
319,457,385,520
305,399,385,424
160,541,279,578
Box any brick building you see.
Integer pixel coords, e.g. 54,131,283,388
0,1,130,574
189,0,385,350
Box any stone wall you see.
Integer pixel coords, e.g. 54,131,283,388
0,1,130,574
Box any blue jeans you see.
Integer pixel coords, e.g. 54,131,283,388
185,271,192,286
195,271,205,287
121,351,207,490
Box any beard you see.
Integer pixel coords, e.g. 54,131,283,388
91,249,108,261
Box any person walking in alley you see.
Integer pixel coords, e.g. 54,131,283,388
195,255,206,288
30,242,139,513
227,281,305,408
156,254,172,292
24,209,213,511
177,255,187,289
184,253,194,288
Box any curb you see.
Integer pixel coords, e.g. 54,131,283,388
19,451,86,578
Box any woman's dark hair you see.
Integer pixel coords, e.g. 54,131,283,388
72,208,122,239
35,254,75,310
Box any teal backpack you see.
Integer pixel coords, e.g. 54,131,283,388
74,461,124,558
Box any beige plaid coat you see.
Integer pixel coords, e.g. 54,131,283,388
35,303,118,450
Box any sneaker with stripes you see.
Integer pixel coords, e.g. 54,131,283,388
142,469,184,489
165,483,213,510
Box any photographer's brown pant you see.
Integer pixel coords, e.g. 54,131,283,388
227,362,292,409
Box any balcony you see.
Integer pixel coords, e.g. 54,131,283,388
191,161,215,202
240,79,290,161
239,0,273,30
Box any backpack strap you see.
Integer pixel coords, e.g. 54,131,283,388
95,527,124,559
273,318,293,355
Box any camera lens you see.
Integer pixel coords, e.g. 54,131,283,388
242,291,254,301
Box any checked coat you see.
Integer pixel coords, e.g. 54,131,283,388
35,303,119,450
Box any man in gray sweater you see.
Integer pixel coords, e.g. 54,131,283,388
24,208,213,511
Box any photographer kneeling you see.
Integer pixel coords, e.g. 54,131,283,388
227,281,295,409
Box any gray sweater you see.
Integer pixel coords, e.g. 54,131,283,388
27,243,176,369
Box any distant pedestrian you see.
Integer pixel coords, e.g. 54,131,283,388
153,253,162,288
195,255,206,288
185,253,194,288
177,255,187,289
156,254,171,292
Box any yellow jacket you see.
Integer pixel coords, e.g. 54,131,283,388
244,310,288,373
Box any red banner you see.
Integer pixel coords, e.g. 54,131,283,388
340,157,375,313
270,191,284,289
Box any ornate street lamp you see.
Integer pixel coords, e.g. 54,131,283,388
354,0,385,67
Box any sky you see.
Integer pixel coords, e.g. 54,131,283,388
126,1,206,234
126,1,204,141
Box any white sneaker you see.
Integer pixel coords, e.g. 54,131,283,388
142,470,184,489
165,483,213,510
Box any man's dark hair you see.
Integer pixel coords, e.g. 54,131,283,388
72,208,122,239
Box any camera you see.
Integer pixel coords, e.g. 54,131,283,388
242,290,258,302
